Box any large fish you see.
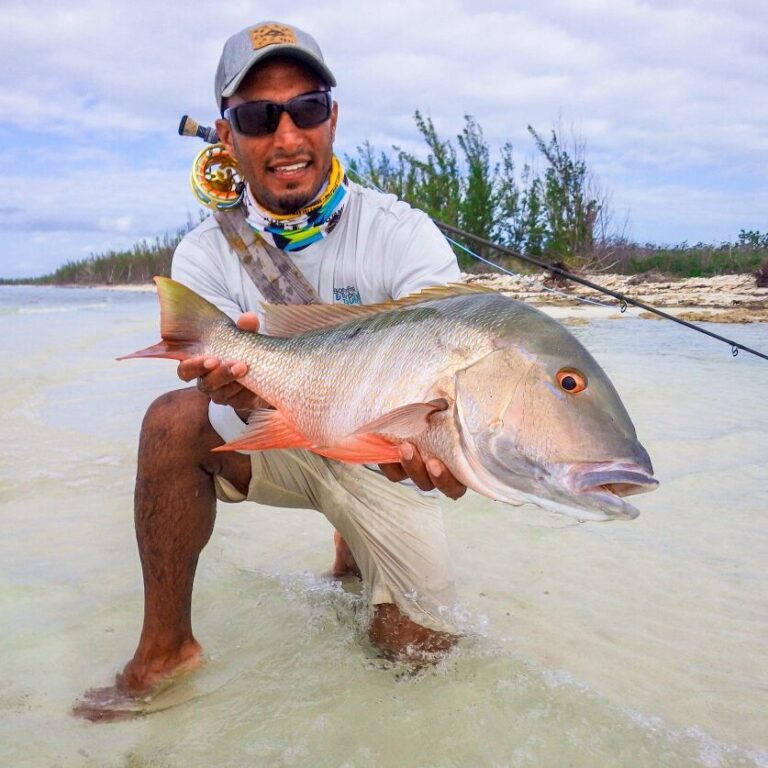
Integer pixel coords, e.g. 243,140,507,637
122,277,658,521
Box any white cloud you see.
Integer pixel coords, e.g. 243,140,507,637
97,215,134,234
2,0,767,276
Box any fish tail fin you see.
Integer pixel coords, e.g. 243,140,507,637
118,276,230,362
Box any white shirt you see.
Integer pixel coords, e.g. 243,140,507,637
172,181,460,450
172,180,460,323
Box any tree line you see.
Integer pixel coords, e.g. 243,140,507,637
346,113,766,277
4,114,765,284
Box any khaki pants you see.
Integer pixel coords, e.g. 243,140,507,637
210,402,457,634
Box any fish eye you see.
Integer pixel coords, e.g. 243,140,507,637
556,368,587,393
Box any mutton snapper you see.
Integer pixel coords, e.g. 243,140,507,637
122,277,658,521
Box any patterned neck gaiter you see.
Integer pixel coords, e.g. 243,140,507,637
244,155,350,252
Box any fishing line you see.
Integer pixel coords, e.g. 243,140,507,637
442,230,613,309
433,221,768,362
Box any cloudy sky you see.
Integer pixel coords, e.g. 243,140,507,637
1,0,766,278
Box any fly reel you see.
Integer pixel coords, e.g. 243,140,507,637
189,143,244,211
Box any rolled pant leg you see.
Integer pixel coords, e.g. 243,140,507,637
215,447,457,634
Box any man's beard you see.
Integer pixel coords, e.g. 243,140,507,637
262,185,317,215
253,157,333,215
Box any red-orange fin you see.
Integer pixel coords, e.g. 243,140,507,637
352,399,449,440
117,341,195,361
212,409,311,452
312,434,402,464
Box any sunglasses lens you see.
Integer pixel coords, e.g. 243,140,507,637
228,92,331,136
233,102,277,135
289,92,331,128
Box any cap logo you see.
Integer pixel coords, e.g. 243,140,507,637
250,23,297,50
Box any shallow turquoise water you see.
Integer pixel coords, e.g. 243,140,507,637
1,285,766,767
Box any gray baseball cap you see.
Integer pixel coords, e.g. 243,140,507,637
215,22,337,113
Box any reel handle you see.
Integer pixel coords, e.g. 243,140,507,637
178,115,219,144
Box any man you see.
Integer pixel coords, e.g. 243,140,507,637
78,21,466,717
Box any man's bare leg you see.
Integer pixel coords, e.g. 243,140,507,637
120,387,253,693
330,530,361,577
74,388,251,719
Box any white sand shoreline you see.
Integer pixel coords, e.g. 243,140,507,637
465,271,768,323
61,272,768,323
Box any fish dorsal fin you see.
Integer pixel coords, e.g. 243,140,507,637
262,282,495,338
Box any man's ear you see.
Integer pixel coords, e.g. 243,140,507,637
215,118,235,155
330,100,338,142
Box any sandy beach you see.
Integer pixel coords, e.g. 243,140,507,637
464,271,768,323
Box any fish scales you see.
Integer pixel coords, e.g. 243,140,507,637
232,297,496,445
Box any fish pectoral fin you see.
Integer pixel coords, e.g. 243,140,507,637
212,409,312,452
352,399,449,440
312,435,402,464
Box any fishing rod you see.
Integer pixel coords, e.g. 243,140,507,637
178,117,768,363
430,220,768,363
344,167,767,363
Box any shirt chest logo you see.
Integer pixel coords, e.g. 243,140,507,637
334,286,361,305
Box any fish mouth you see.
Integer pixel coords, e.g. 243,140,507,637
571,465,659,497
466,458,658,522
561,461,659,520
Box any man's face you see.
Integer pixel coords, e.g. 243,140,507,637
216,58,338,215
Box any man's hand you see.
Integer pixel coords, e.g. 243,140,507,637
177,312,265,412
378,442,467,500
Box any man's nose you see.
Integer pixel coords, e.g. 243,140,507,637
271,110,303,152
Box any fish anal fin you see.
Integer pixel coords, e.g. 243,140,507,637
352,398,449,440
215,415,402,464
313,434,402,464
212,409,311,452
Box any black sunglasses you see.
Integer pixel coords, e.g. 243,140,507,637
223,90,332,136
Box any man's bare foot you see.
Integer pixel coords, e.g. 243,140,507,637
330,531,361,577
73,639,203,722
370,603,456,664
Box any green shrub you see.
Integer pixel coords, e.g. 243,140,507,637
347,114,613,270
